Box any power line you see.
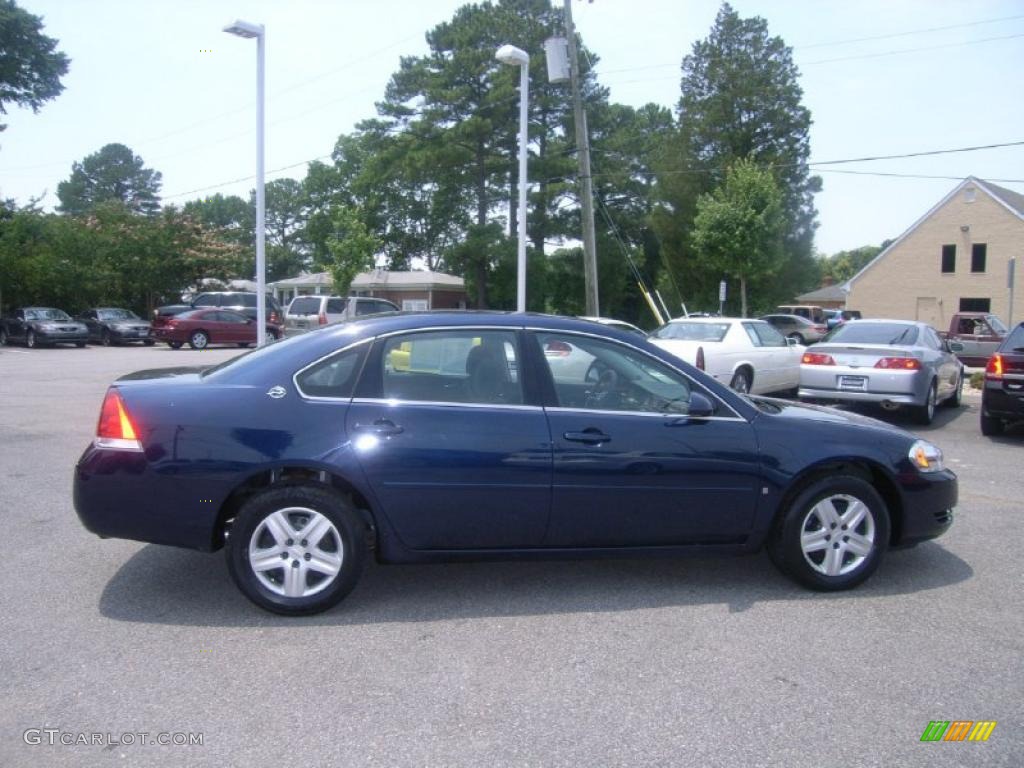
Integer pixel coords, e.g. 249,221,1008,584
162,155,332,201
817,169,1024,183
802,31,1024,65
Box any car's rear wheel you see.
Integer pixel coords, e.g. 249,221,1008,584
226,485,366,615
730,368,752,394
101,329,112,346
143,339,155,346
943,371,963,408
75,341,86,348
237,342,250,348
188,330,209,350
167,340,183,350
915,381,937,425
980,410,1005,436
26,330,36,349
0,328,7,346
768,475,889,591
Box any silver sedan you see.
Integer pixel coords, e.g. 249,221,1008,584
798,319,963,425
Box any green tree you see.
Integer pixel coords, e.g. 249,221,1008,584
56,143,162,216
653,2,819,312
817,243,885,284
0,0,69,134
690,159,784,318
257,178,308,280
324,206,381,294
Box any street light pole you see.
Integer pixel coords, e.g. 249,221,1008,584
224,19,267,346
496,44,530,314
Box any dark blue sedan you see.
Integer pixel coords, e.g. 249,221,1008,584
74,312,956,614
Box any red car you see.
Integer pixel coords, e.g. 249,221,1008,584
151,308,282,349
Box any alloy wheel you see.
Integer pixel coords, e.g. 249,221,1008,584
248,507,344,598
800,493,876,576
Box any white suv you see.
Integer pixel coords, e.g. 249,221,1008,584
284,295,399,333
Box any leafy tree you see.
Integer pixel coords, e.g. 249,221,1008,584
0,0,69,134
324,206,381,293
653,2,820,312
817,243,884,284
690,158,784,317
56,143,162,216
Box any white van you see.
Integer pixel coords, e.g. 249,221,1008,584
284,295,399,333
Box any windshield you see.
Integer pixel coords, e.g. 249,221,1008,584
651,322,729,342
27,309,71,321
100,309,139,321
823,322,919,346
986,315,1008,334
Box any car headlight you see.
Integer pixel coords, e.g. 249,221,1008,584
909,439,944,473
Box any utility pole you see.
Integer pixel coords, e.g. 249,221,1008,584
563,0,599,317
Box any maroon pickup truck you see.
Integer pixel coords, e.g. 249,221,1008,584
939,312,1009,367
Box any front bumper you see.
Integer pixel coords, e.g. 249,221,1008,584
894,468,957,547
37,328,88,343
110,326,153,342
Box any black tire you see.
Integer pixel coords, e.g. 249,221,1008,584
914,381,937,425
730,368,752,394
0,327,7,346
237,342,250,348
75,341,87,348
101,329,112,347
767,475,890,591
980,410,1005,436
143,339,155,346
26,330,36,349
787,333,805,344
226,484,367,615
943,371,963,408
188,330,209,350
167,340,183,350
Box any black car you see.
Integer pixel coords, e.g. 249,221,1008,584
79,308,154,346
0,307,88,348
74,312,956,615
155,291,283,325
980,321,1024,436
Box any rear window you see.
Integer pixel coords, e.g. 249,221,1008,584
651,322,729,342
290,297,323,315
825,323,919,345
1002,324,1024,351
326,298,348,314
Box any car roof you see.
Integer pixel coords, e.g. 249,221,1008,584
666,316,751,324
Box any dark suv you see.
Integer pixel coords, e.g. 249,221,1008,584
981,321,1024,436
154,292,283,324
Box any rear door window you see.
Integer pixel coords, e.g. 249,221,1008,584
326,298,348,314
290,297,323,315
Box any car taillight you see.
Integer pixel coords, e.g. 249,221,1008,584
985,354,1004,380
318,311,327,325
813,325,827,333
696,346,705,371
545,340,572,357
874,357,921,370
270,311,280,323
802,352,835,365
95,389,143,451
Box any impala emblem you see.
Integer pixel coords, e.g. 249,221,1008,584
266,386,287,399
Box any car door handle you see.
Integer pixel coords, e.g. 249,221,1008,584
563,429,610,445
353,419,404,437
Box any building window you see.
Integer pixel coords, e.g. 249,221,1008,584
965,187,976,203
971,243,987,273
402,299,429,311
941,244,956,273
959,298,991,313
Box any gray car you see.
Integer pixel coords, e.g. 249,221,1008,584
759,313,828,344
798,319,963,425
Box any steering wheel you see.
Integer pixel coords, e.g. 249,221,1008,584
584,359,607,385
595,368,619,395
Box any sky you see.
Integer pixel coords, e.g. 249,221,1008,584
1,0,1022,257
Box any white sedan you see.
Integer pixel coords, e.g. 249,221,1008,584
649,317,805,395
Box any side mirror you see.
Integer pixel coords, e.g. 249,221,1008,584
688,392,715,418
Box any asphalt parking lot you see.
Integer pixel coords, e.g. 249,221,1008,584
1,343,1021,767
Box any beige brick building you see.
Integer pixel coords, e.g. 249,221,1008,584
844,177,1023,327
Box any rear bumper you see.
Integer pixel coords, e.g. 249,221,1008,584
798,387,919,405
982,382,1024,420
894,468,957,547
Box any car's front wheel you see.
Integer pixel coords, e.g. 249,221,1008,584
787,332,805,344
0,328,7,346
226,485,367,615
167,340,183,350
26,330,37,348
101,329,112,346
768,475,889,591
943,372,963,408
730,368,752,394
188,330,209,350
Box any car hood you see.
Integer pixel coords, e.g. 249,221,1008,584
748,395,914,435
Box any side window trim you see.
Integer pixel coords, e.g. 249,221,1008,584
293,338,372,400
